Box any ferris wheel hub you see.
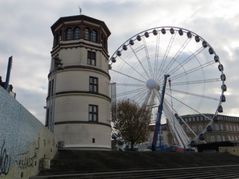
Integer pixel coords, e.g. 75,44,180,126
146,79,160,90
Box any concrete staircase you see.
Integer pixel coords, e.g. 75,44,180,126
31,151,239,179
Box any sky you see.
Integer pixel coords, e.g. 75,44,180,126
0,0,239,124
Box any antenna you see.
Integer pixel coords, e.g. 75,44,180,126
4,56,13,90
78,6,82,15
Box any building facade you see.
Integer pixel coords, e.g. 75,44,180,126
46,15,112,150
148,114,239,151
181,114,239,144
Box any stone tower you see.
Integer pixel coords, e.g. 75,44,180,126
46,15,111,150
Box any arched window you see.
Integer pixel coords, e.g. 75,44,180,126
73,27,80,40
85,28,90,40
91,30,97,42
65,28,73,40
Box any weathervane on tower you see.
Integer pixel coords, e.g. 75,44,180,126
78,6,82,15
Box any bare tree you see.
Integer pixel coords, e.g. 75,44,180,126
114,100,151,150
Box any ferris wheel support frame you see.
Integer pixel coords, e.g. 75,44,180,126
152,74,170,151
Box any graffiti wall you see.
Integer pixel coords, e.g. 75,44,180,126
0,86,56,179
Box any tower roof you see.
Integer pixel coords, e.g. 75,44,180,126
51,15,111,36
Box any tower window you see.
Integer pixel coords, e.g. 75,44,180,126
65,28,73,40
54,34,59,46
91,30,97,42
89,76,98,93
85,28,90,40
48,79,54,97
89,105,98,122
73,27,80,40
87,51,96,66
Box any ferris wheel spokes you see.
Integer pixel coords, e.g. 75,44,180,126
167,88,218,101
170,60,215,81
165,91,218,121
170,78,221,86
158,38,192,79
153,33,161,79
117,56,148,81
129,45,151,79
142,37,154,78
157,33,176,80
115,83,145,87
111,69,145,83
117,87,146,97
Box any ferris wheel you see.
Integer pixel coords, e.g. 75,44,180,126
109,26,226,149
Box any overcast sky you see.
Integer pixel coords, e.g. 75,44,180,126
0,0,239,124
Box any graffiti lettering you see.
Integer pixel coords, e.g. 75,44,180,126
0,140,11,175
16,152,37,169
16,137,40,169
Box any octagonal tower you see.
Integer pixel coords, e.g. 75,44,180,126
46,15,111,150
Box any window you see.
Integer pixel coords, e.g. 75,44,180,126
214,123,219,131
73,27,80,39
48,79,54,97
46,108,49,127
54,34,59,46
210,135,215,142
65,28,73,40
89,76,98,93
220,124,224,131
226,124,229,131
85,28,90,40
91,30,97,42
216,135,221,142
89,105,98,122
87,51,96,66
48,81,52,97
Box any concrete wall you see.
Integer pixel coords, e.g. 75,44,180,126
0,86,56,179
55,70,110,96
58,47,109,72
54,95,110,123
55,124,111,149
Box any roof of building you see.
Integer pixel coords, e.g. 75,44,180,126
182,113,239,122
51,14,111,36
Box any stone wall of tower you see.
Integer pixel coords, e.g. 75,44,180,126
47,15,111,150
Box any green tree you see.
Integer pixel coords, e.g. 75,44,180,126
114,100,151,150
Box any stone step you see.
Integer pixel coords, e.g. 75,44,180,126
31,164,239,179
